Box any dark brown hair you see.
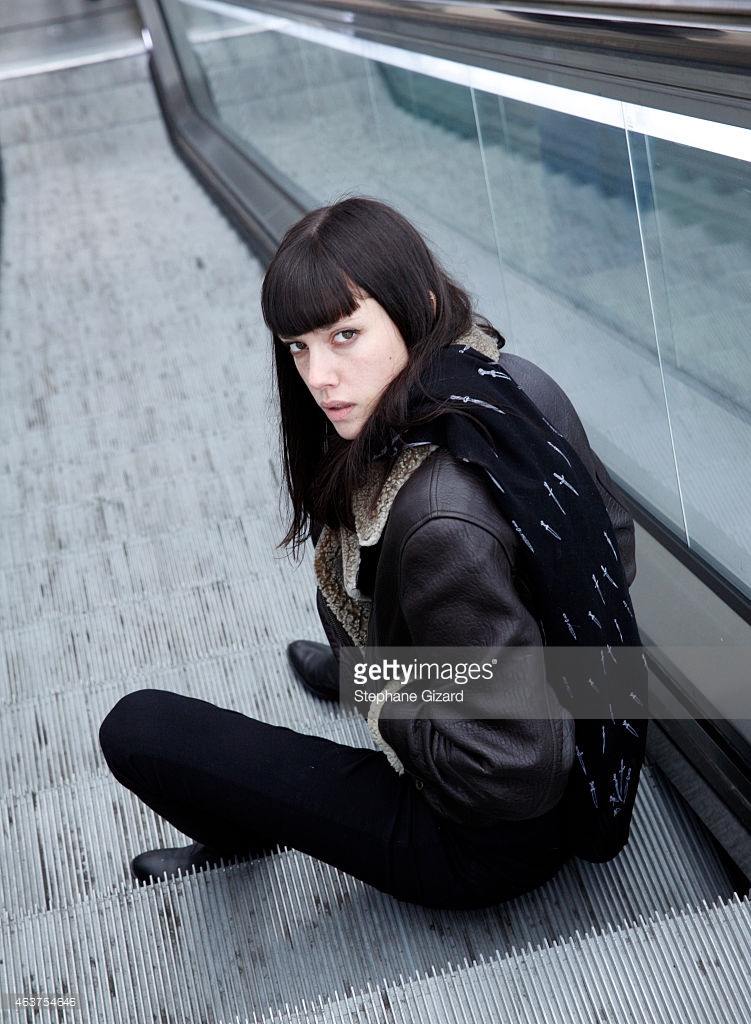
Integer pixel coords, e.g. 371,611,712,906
261,197,496,550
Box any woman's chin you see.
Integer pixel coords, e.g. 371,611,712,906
330,413,364,440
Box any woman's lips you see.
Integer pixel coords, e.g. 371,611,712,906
322,403,354,422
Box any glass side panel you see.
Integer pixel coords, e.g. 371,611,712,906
175,0,751,599
631,136,751,592
473,95,686,538
183,8,509,328
362,65,507,327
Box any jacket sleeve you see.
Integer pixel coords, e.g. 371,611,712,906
375,509,575,824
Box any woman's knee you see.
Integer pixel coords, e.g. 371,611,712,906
99,688,179,768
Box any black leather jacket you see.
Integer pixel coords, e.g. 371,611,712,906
317,353,636,826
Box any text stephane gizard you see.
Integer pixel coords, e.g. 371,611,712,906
351,657,498,704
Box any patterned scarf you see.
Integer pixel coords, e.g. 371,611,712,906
393,338,648,863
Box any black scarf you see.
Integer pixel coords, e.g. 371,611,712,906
393,341,648,863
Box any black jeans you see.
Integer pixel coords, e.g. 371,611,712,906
99,689,566,909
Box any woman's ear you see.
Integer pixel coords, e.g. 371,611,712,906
429,291,436,313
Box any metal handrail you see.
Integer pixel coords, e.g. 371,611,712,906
221,0,751,127
380,0,751,21
136,0,311,260
232,0,751,34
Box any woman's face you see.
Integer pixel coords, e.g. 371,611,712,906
280,296,409,440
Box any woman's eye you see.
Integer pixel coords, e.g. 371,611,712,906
286,341,306,354
334,329,358,343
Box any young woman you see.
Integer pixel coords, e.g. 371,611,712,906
100,197,646,909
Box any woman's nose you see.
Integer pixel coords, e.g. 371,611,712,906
306,346,338,390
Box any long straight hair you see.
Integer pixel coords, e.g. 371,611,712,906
261,197,497,550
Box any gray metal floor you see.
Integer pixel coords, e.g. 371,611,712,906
1,25,751,1024
0,1,142,82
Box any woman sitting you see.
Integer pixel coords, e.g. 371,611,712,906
100,197,646,909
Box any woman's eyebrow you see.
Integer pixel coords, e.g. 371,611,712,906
280,313,359,343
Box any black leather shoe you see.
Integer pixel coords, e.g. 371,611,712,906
287,640,340,701
131,843,232,883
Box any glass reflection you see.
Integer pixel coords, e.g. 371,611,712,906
473,94,686,539
174,0,751,597
633,137,751,592
181,9,506,324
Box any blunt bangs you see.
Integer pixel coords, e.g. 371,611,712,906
262,198,442,347
262,240,360,340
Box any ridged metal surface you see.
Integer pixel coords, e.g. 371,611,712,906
0,0,142,84
267,893,751,1024
3,874,751,1023
0,757,743,1023
0,745,737,921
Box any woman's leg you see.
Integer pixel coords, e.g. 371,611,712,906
100,689,563,908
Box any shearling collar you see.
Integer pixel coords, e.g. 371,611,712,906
460,322,500,362
313,445,435,647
